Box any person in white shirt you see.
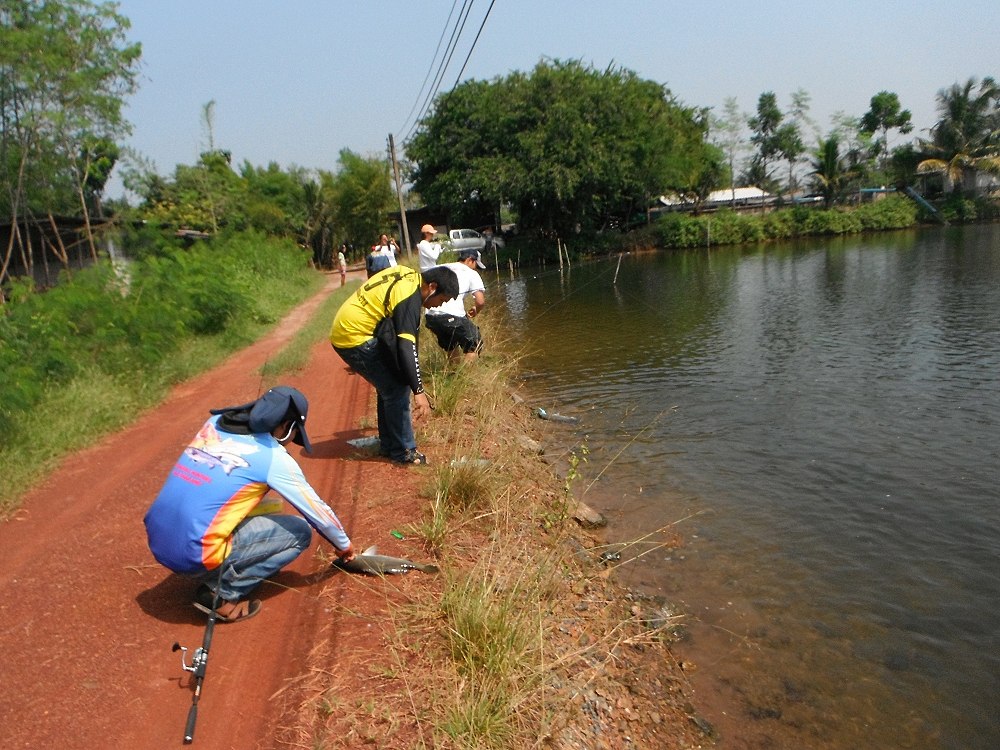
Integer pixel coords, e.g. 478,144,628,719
416,224,444,270
424,248,487,364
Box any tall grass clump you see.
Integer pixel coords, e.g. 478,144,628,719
434,555,543,748
0,229,324,516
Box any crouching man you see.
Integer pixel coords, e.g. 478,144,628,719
144,386,355,623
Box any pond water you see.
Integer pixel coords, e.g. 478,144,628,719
496,224,1000,749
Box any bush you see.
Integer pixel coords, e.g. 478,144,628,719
938,195,981,223
762,210,797,240
799,208,863,235
0,230,317,453
704,210,764,245
855,195,918,230
653,213,705,248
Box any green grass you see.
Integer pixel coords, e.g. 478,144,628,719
259,279,360,378
0,260,348,519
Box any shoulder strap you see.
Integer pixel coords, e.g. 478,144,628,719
382,275,402,315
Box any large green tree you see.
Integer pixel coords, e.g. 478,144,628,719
917,76,1000,194
328,149,395,251
1,0,141,271
407,59,713,236
746,92,783,191
859,91,913,174
746,91,808,194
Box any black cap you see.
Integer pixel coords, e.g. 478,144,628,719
212,386,313,453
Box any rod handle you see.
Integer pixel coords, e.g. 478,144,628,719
183,703,197,744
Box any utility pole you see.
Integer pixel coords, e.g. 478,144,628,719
387,133,412,259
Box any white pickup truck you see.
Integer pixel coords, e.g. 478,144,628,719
447,228,486,252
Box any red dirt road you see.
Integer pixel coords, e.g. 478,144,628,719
0,272,381,750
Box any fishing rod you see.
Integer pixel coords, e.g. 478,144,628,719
171,547,228,744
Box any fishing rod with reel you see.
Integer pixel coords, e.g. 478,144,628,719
170,544,228,744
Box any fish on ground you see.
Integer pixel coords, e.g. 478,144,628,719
332,545,439,576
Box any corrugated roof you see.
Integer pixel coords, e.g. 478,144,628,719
659,187,771,206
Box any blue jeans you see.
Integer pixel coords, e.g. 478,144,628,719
198,515,312,601
334,339,415,461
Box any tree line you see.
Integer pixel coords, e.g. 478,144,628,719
722,80,1000,208
2,0,999,297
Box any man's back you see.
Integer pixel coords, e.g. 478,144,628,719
426,262,484,318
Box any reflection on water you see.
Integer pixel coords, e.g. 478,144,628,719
498,225,1000,750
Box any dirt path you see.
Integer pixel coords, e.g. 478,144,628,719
0,271,383,750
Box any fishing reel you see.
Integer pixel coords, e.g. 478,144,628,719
172,641,207,675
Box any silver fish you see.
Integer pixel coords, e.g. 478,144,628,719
333,545,440,576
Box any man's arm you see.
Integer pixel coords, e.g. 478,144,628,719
391,292,425,394
468,290,486,318
268,450,353,558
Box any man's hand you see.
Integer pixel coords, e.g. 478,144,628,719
336,544,355,563
413,392,432,422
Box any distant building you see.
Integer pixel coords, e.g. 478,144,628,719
657,187,774,212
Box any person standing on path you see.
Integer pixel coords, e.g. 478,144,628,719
424,248,487,364
416,224,444,270
330,265,459,465
337,243,348,286
143,386,355,622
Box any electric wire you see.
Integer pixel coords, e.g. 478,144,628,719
451,0,498,87
400,0,498,146
402,0,477,145
394,0,461,141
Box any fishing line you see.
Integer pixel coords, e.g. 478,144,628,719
518,260,621,328
582,406,677,495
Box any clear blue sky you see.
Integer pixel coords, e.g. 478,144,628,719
110,0,999,198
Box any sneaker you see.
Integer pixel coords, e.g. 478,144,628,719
392,448,427,465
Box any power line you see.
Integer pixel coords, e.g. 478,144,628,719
400,0,499,146
452,0,497,87
394,0,461,141
402,0,476,144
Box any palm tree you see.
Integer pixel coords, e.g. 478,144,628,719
810,135,853,207
917,77,1000,194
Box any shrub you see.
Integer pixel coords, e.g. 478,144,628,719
938,195,980,223
653,213,705,248
855,195,918,230
0,230,316,456
705,210,765,245
762,209,797,240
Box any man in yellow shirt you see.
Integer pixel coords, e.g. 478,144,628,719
330,265,459,464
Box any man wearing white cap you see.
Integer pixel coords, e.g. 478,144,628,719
144,386,355,623
416,224,444,270
425,248,487,364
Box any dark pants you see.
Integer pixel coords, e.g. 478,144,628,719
424,314,483,354
334,339,416,460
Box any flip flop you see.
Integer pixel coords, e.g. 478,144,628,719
192,587,262,623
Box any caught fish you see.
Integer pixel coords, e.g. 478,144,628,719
333,545,439,576
534,407,580,424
